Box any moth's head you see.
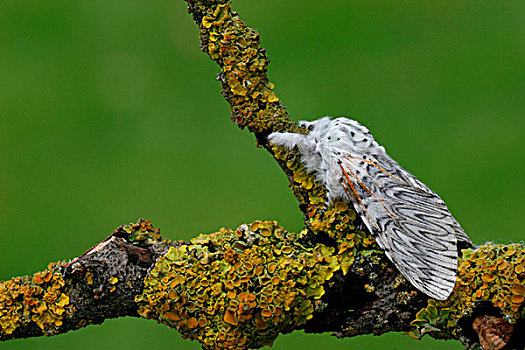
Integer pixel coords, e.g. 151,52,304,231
299,120,315,131
299,116,332,133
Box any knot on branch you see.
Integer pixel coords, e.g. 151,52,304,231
0,219,166,340
472,315,513,350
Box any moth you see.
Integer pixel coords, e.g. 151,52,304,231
268,117,473,300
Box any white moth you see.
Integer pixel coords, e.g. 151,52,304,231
268,116,473,300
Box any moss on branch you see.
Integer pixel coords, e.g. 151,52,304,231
135,217,381,349
137,221,332,348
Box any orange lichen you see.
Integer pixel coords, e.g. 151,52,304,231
135,221,341,349
0,262,70,338
410,243,525,340
123,220,163,246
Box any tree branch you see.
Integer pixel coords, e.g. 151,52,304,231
1,1,523,349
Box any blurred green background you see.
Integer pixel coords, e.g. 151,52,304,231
0,1,523,349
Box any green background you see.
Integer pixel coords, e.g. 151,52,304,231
1,1,523,349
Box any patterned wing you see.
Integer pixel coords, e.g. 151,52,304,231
338,153,462,300
372,152,473,248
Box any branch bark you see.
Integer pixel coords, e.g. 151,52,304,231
0,1,523,349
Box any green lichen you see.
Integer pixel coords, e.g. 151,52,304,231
135,220,341,349
410,243,525,340
122,219,163,246
0,262,70,338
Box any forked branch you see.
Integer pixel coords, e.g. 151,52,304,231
0,1,523,349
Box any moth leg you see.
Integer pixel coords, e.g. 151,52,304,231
339,165,378,228
267,132,306,150
318,200,330,219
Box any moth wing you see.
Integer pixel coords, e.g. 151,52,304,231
340,155,461,300
374,154,473,249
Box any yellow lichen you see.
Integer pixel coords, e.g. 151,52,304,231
135,221,342,349
192,0,291,134
123,219,163,246
410,243,525,340
0,262,70,338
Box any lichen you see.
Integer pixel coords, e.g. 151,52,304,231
0,262,70,338
410,243,525,340
135,220,343,349
189,0,293,134
122,219,163,246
